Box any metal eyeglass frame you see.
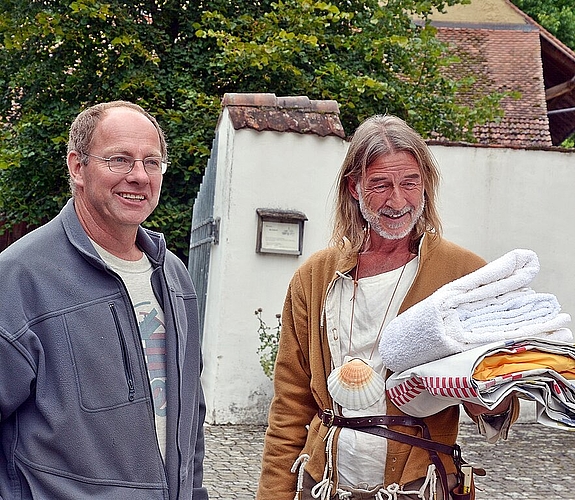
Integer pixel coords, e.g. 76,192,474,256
84,153,169,175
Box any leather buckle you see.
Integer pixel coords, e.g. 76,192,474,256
453,443,462,467
320,409,335,427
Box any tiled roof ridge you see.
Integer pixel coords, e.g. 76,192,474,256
427,138,573,153
428,20,537,32
221,93,346,138
503,0,575,62
222,92,340,113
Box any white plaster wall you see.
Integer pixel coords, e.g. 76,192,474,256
201,110,348,423
434,145,575,318
200,117,575,424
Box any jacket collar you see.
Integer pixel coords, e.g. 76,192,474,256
60,198,166,267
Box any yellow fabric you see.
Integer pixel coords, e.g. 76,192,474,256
473,350,575,381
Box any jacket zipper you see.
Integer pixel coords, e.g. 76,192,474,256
109,303,136,402
157,269,183,498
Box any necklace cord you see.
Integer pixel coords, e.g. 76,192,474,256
369,262,407,359
347,254,408,360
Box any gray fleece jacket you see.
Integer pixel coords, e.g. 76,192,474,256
0,199,208,499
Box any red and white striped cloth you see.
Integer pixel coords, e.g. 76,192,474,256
388,375,479,408
386,337,575,430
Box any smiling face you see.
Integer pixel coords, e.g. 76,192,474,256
67,107,164,242
349,151,425,241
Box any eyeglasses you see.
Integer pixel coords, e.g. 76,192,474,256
85,153,169,175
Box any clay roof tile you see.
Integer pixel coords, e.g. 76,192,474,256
221,93,346,138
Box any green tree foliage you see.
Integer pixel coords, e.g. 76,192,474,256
0,0,507,258
511,0,575,50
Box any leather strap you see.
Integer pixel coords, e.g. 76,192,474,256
318,408,428,431
318,409,461,500
355,426,453,500
318,409,459,456
353,424,459,458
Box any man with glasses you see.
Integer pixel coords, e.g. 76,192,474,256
0,101,208,499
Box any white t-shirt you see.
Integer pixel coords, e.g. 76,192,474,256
91,241,168,461
325,257,418,489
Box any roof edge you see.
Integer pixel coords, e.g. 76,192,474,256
221,93,341,114
503,0,575,62
220,93,346,138
428,139,574,153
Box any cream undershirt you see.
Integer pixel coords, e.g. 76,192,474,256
91,241,168,461
326,257,419,489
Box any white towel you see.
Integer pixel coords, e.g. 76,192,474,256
438,248,540,309
379,249,572,373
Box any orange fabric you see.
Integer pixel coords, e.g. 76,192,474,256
473,350,575,381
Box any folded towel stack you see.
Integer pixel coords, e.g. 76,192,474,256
379,249,573,373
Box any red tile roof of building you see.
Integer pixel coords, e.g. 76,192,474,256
430,0,575,147
436,25,552,148
505,1,575,145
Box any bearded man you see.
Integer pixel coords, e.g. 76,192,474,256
257,115,518,500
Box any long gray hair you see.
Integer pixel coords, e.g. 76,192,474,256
331,115,442,253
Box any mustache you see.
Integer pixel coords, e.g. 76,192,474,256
377,206,413,217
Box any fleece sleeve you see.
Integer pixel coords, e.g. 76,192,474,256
0,328,37,422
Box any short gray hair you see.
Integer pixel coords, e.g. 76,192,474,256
67,101,167,195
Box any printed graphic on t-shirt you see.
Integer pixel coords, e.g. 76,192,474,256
136,301,167,417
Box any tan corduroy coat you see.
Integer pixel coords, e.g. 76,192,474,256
257,234,519,499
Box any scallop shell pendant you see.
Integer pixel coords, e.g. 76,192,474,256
327,357,385,410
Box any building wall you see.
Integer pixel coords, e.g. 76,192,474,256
199,113,575,424
200,111,348,424
428,0,527,25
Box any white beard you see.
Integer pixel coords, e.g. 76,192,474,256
358,190,425,240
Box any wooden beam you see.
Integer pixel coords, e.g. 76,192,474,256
546,75,575,101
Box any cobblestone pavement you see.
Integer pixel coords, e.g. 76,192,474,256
203,423,575,499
